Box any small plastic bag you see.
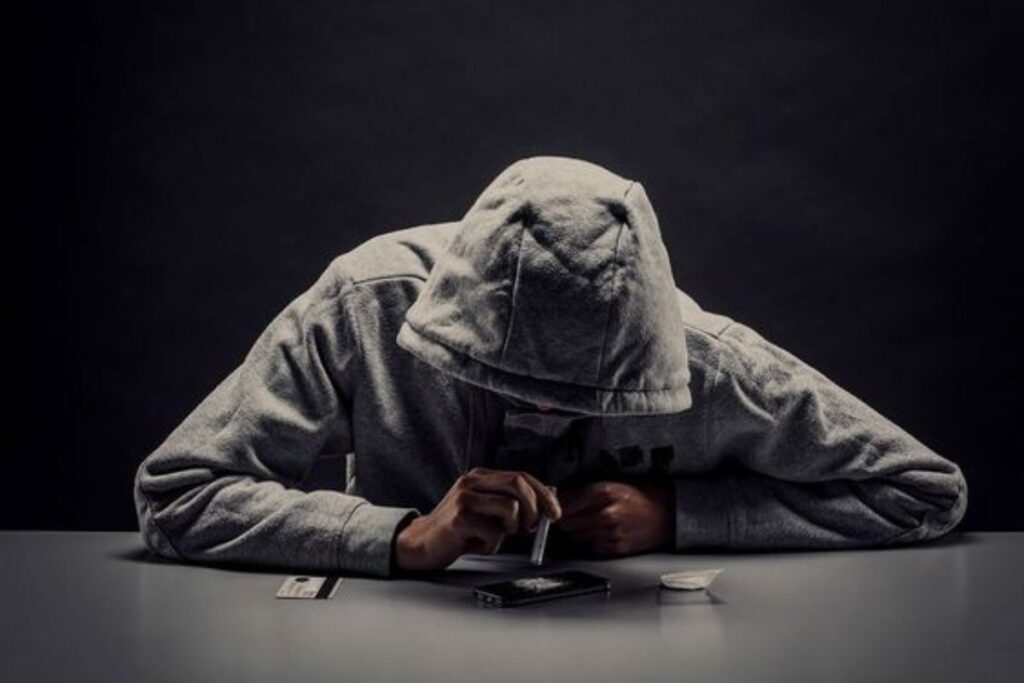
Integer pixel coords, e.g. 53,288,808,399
660,569,724,591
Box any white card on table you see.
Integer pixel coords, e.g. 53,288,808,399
276,575,342,599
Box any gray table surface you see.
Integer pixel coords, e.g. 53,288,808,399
1,532,1022,682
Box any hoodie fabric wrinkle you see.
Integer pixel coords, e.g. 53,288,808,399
397,156,693,416
133,155,968,576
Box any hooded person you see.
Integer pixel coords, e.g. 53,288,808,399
134,156,968,577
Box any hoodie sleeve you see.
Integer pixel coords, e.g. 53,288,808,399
133,261,420,577
673,321,968,550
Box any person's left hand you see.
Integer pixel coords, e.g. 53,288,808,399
556,479,675,557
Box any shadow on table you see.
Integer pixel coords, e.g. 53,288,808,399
108,531,976,620
393,554,729,622
106,547,392,578
109,529,977,573
111,547,725,621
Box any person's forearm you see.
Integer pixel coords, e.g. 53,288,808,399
136,467,419,576
672,468,967,550
684,320,968,550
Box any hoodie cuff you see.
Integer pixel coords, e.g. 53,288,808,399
337,503,421,578
673,476,735,549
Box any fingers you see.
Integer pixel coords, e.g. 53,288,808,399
461,469,537,531
459,511,507,555
461,467,561,528
459,490,520,536
559,503,618,534
514,470,562,520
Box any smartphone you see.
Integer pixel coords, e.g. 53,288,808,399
473,570,611,607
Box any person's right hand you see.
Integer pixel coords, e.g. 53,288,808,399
394,467,562,572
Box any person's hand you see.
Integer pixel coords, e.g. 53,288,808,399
394,467,562,572
557,479,675,557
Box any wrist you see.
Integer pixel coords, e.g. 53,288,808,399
394,514,434,573
390,511,420,576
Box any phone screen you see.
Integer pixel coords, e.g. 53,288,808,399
473,570,611,607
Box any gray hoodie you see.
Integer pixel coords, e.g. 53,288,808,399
134,156,967,577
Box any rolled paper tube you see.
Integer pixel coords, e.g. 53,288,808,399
530,486,557,565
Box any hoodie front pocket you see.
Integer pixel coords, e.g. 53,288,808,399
575,412,710,480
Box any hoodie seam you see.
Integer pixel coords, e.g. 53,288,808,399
499,224,528,365
705,334,727,458
351,274,427,286
595,183,632,384
462,385,477,473
405,319,687,392
337,283,370,419
704,338,737,544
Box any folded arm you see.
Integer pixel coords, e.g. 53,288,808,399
673,321,967,550
134,262,419,577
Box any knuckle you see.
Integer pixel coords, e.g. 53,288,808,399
512,474,534,499
513,472,534,493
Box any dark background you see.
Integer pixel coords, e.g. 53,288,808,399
12,1,1022,531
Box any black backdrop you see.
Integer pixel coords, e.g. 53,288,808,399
12,1,1022,531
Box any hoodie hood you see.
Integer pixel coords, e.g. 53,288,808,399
395,156,691,416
